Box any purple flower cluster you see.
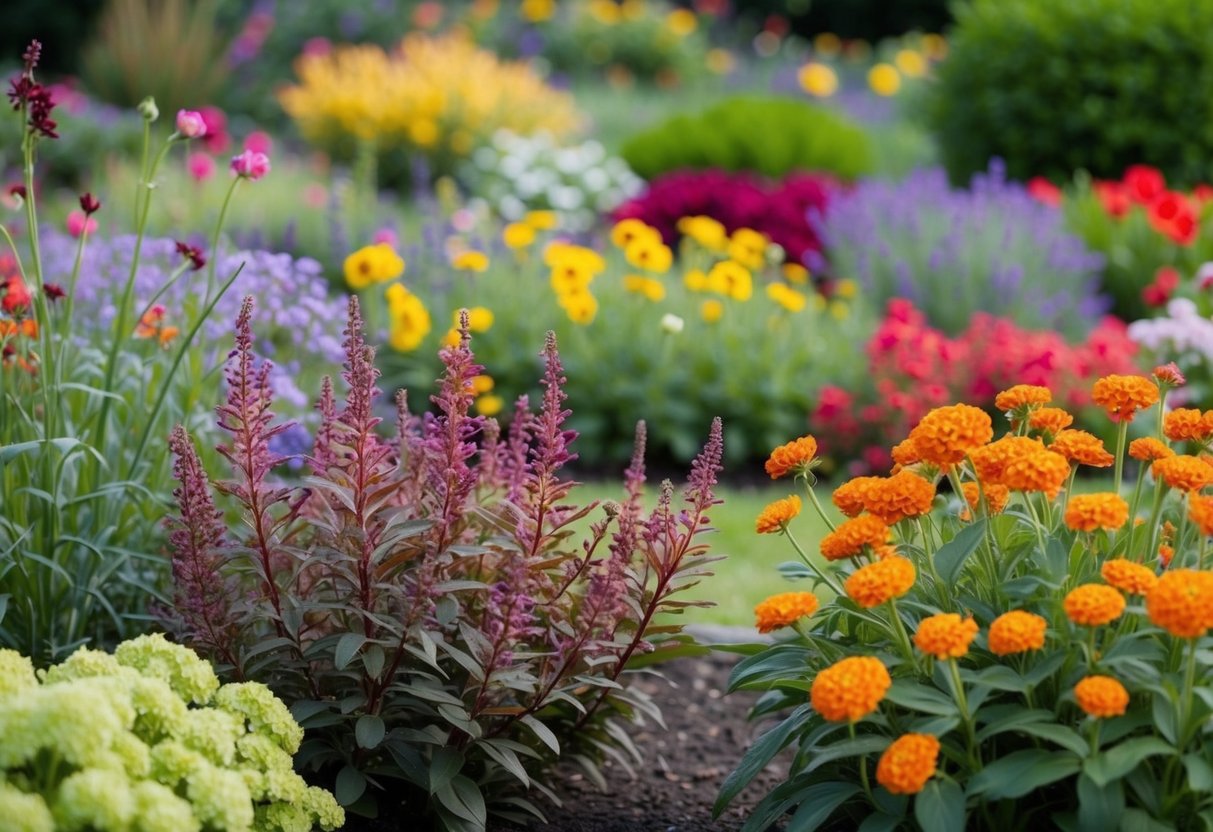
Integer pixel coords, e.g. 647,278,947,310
812,162,1108,337
39,230,346,413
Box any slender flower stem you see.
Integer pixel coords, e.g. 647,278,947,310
947,658,980,768
785,527,844,597
204,177,242,304
1112,420,1129,495
887,597,917,669
1181,638,1199,747
849,721,873,803
802,478,837,533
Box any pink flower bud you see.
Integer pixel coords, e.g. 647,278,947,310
230,149,270,181
372,228,398,246
243,130,273,155
187,152,216,183
66,210,98,238
176,109,207,138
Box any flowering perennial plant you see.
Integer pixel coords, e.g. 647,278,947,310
163,298,725,829
0,634,342,832
721,373,1213,830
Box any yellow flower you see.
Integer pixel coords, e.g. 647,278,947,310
452,250,489,272
767,283,807,313
922,33,948,60
475,394,504,416
782,263,810,284
684,268,709,292
343,243,405,290
623,275,666,302
834,278,858,298
705,48,735,74
524,209,559,230
545,242,607,273
388,293,432,352
558,290,598,325
610,218,660,250
894,49,927,78
708,260,752,301
503,222,536,249
701,299,724,323
797,62,838,97
868,63,902,96
727,228,767,270
550,260,597,295
469,374,494,395
677,215,728,250
814,32,842,56
624,237,674,274
521,0,555,22
440,327,461,348
666,8,698,36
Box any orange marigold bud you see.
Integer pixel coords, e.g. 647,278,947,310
913,613,978,660
994,384,1052,414
1049,429,1114,468
1001,448,1070,499
1074,675,1130,718
1129,437,1174,462
858,469,936,525
754,592,819,633
1153,363,1185,387
833,476,880,517
891,437,922,467
908,403,994,466
970,436,1046,485
756,495,801,534
1064,583,1126,626
1063,493,1129,532
1192,495,1213,537
1159,544,1174,568
1146,569,1213,638
961,481,1010,517
1091,374,1160,423
1163,408,1212,443
876,733,940,795
845,555,916,608
820,514,892,561
1101,558,1158,595
987,610,1047,655
1027,407,1074,436
810,655,891,722
765,435,819,479
1152,455,1213,492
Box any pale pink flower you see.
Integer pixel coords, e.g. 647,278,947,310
187,152,216,183
372,228,398,246
231,149,270,181
243,130,273,155
175,109,207,138
66,210,97,237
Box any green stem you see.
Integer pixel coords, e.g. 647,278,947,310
947,659,980,768
204,177,242,304
785,527,845,597
1112,419,1129,496
887,596,917,669
849,721,873,803
1181,639,1199,748
802,478,837,532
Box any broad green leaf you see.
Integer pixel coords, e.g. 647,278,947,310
714,703,812,816
884,680,958,717
968,749,1081,799
803,736,888,777
355,715,385,749
1078,774,1125,832
334,765,367,806
480,740,531,787
429,747,464,795
1185,753,1213,791
435,775,486,828
935,520,986,583
858,812,904,832
520,715,560,754
334,633,366,671
915,779,965,832
362,645,385,680
1084,737,1174,787
289,700,332,724
1119,808,1174,832
785,782,862,832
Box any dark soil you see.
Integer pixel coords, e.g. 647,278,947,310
491,650,787,832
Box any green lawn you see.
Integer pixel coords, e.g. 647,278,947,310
580,480,843,628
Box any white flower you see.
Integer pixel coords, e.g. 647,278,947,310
661,314,685,334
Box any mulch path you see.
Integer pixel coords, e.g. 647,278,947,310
492,649,787,832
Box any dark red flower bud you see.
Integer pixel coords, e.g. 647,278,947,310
174,241,207,271
7,184,26,199
43,283,66,301
79,193,100,215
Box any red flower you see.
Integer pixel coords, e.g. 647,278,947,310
1143,265,1181,307
2,275,31,314
1027,177,1062,206
1124,164,1166,204
1148,192,1199,245
1093,180,1130,218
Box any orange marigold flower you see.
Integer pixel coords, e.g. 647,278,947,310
891,437,922,466
1101,558,1158,595
970,436,1046,485
908,404,994,466
756,495,801,534
1163,408,1211,443
1152,455,1213,492
1049,429,1114,468
1074,675,1130,718
1159,544,1175,568
765,435,819,479
1001,448,1070,499
810,656,891,722
994,384,1052,414
1027,407,1074,436
876,734,940,795
1129,437,1174,462
833,476,881,517
1146,569,1213,638
845,555,916,608
858,470,936,525
1064,583,1126,626
1091,374,1160,423
1063,493,1129,532
754,592,819,633
913,613,979,660
987,610,1047,656
820,514,892,561
1191,495,1213,536
961,481,1010,516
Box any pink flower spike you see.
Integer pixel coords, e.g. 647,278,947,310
372,228,398,246
176,109,207,138
187,152,216,182
243,130,273,155
66,210,97,238
231,149,270,181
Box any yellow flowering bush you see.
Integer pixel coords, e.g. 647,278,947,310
721,372,1213,830
279,33,582,178
0,635,342,832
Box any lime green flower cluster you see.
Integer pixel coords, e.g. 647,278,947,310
0,634,343,832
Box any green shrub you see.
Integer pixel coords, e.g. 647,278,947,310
620,95,872,181
927,0,1213,187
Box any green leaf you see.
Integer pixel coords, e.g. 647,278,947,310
803,736,889,777
935,520,986,583
355,715,385,750
289,700,332,725
520,715,560,755
480,740,531,787
858,812,904,832
429,747,464,795
1184,753,1213,791
784,782,862,832
362,645,385,680
1077,774,1125,832
334,633,366,671
435,775,486,828
334,765,367,806
884,681,958,717
1119,808,1174,832
970,664,1025,692
714,703,812,816
1084,737,1174,787
1013,723,1090,757
968,749,1081,799
915,779,966,832
1151,693,1177,744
